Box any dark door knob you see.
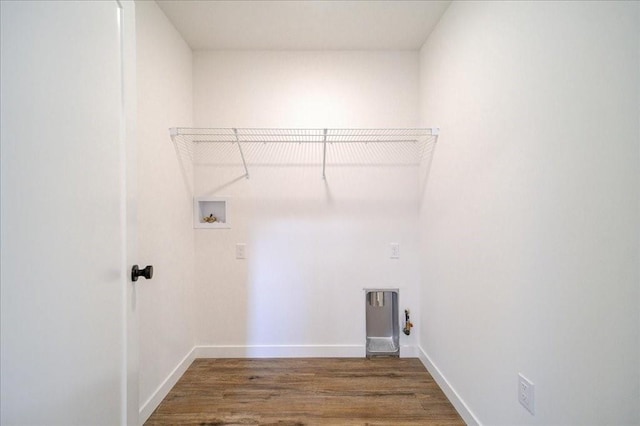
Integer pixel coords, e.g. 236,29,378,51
131,265,153,282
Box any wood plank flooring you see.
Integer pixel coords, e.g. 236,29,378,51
145,358,465,425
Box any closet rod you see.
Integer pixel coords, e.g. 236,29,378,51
190,139,424,144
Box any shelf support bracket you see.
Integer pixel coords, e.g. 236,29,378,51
233,128,249,179
169,127,179,141
322,128,327,180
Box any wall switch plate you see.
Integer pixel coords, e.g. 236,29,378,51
390,243,400,259
518,373,535,415
236,243,246,259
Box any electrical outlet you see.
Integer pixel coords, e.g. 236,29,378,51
236,243,246,259
518,373,535,415
390,243,400,259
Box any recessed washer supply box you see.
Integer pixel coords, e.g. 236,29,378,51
194,197,230,229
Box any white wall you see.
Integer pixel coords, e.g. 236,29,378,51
418,1,639,425
194,51,418,128
192,51,422,355
135,0,195,418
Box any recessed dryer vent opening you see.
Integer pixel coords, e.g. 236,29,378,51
365,289,399,358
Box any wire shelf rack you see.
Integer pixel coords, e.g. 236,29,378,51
170,127,439,179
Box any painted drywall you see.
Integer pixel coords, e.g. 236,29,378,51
135,0,195,418
194,51,419,128
418,1,639,424
192,51,422,354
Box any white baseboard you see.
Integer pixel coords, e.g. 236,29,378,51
195,344,419,358
417,346,481,426
138,347,196,425
195,344,365,358
400,344,418,358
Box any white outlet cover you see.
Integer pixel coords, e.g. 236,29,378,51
236,243,246,259
518,373,535,415
390,243,400,259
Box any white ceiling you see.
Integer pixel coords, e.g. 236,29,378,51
156,1,451,51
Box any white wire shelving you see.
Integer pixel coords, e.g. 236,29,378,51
169,127,439,179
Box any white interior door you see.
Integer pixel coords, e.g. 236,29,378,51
1,1,137,424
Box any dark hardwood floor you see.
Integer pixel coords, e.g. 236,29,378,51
145,358,465,425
